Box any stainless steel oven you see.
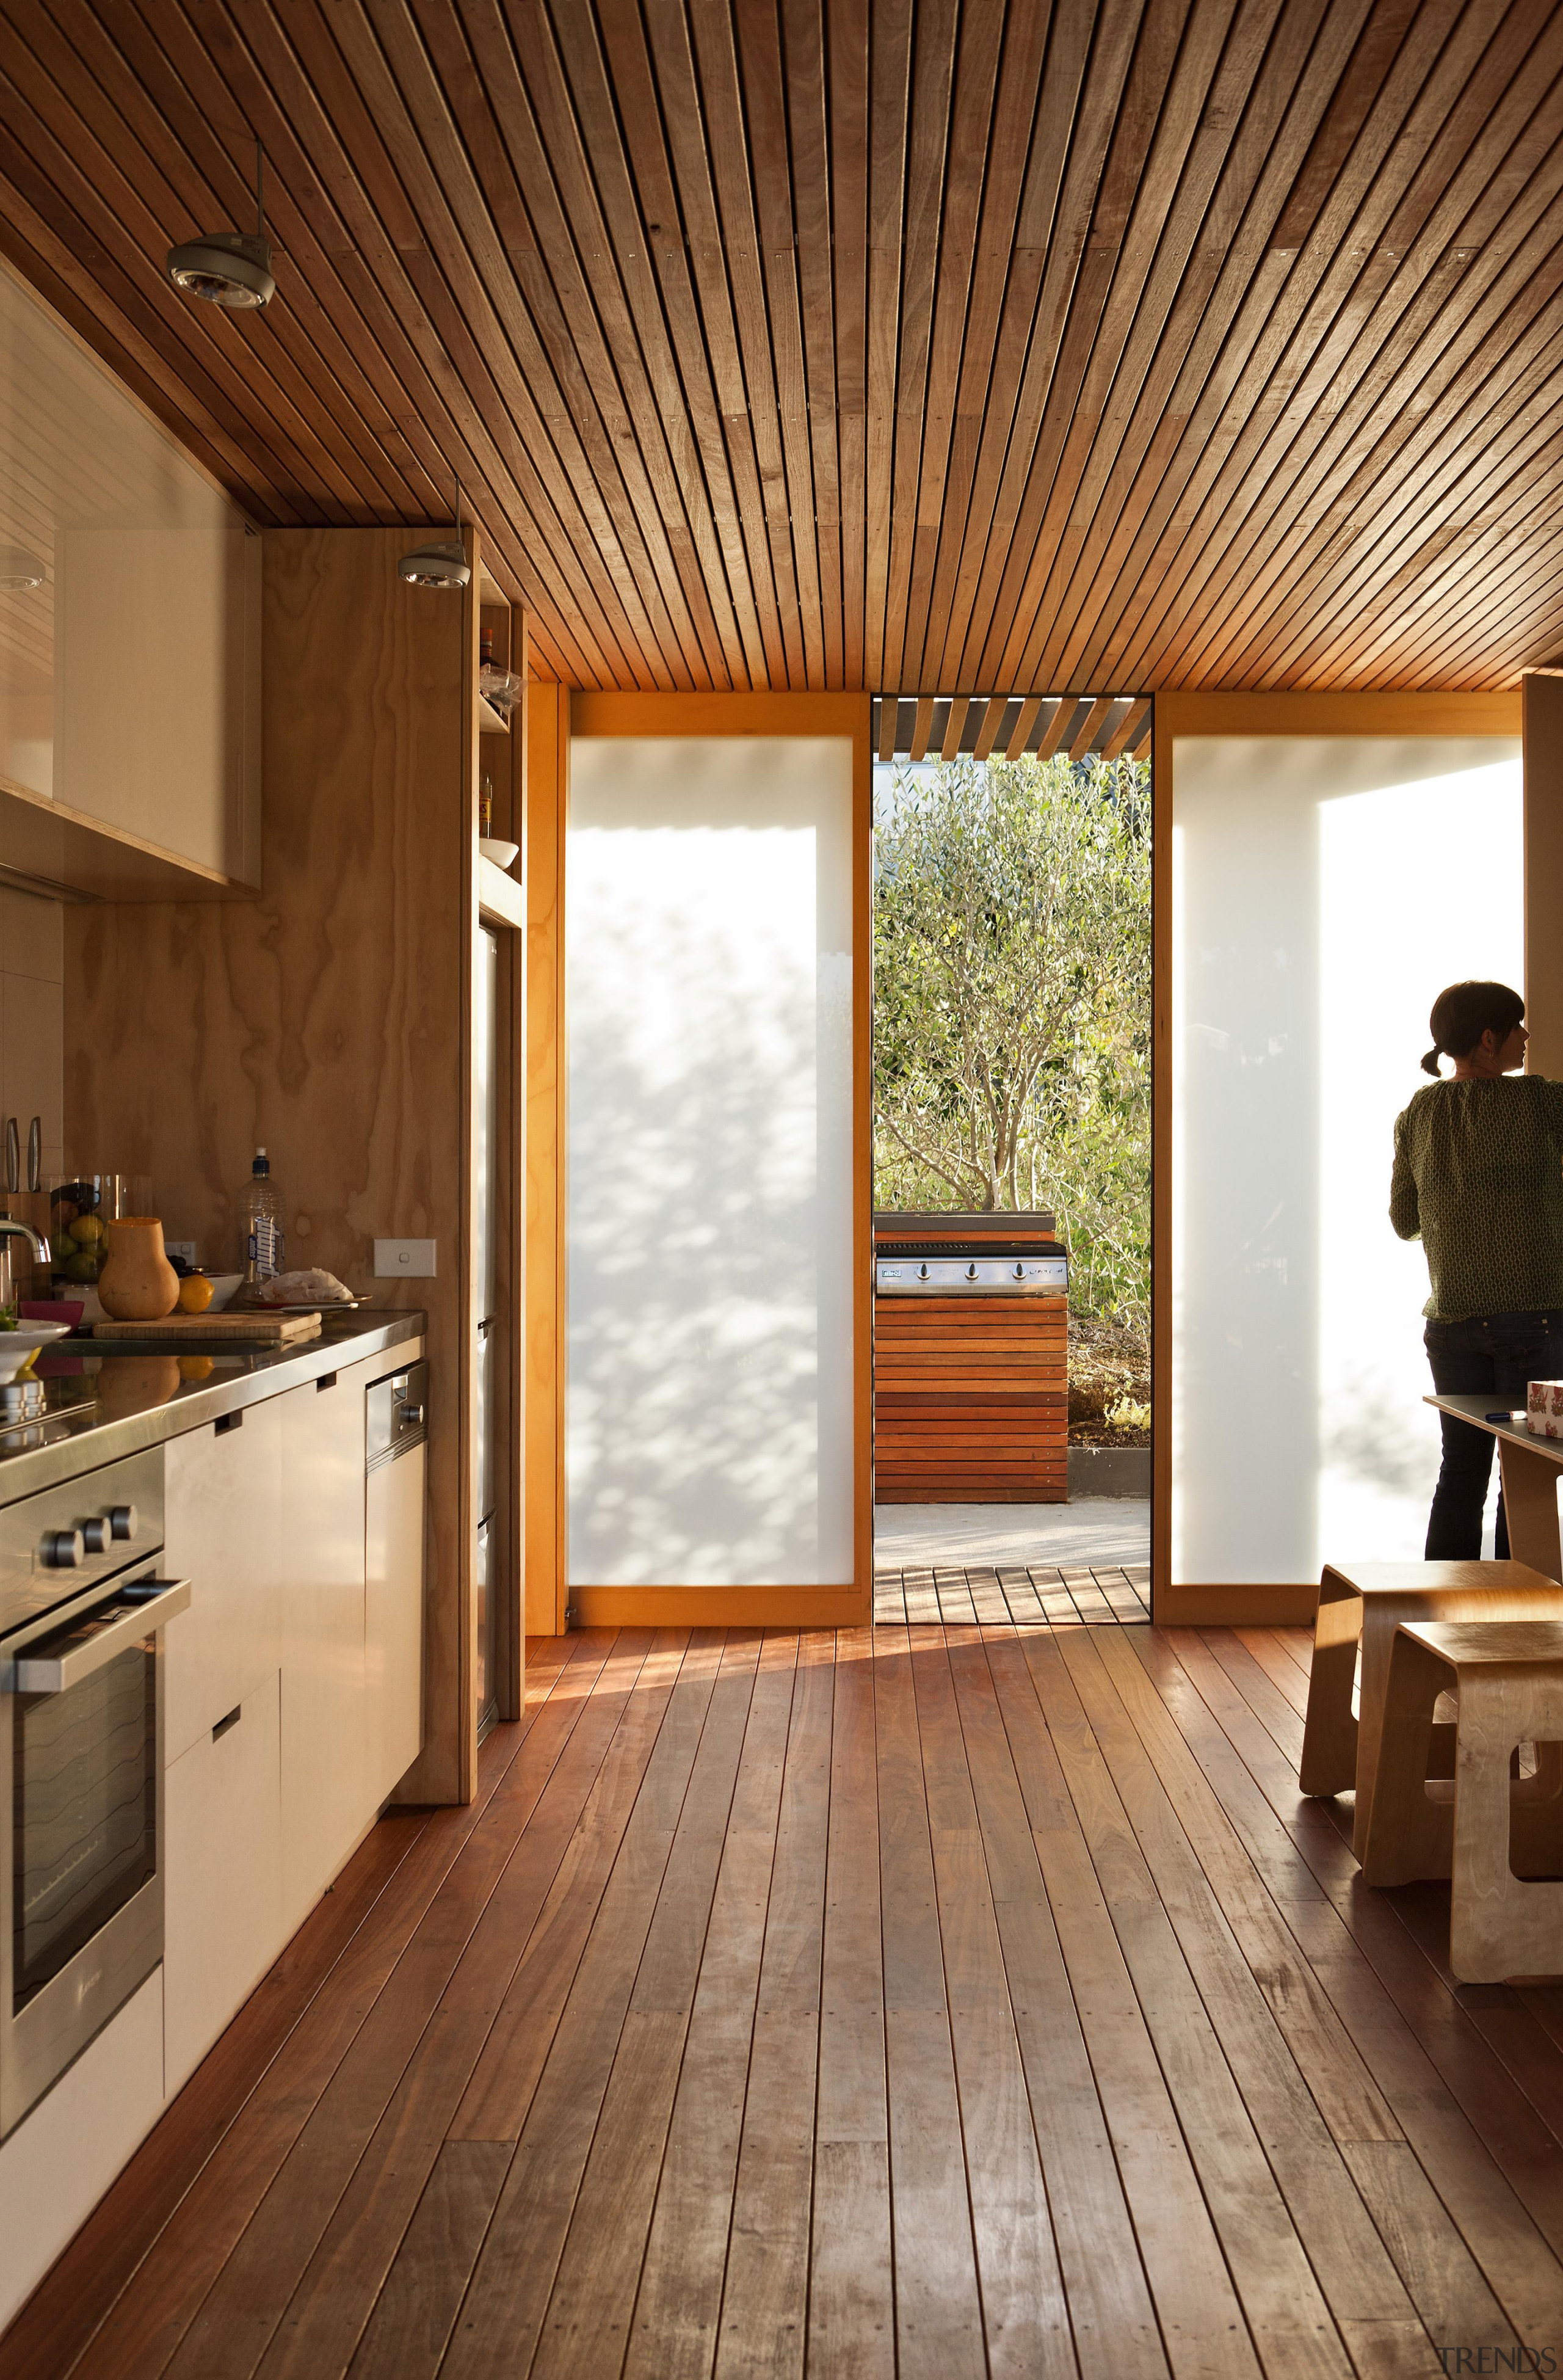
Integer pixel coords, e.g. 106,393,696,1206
0,1447,186,2136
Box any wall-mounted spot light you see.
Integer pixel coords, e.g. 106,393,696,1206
397,539,470,590
167,141,275,309
399,470,471,590
0,550,47,592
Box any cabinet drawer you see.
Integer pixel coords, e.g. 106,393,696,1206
164,1672,282,2095
164,1396,283,1765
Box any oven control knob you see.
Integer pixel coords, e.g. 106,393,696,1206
82,1517,110,1554
42,1528,83,1569
109,1505,138,1542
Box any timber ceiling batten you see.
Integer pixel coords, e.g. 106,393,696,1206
871,693,1151,762
1,2,1562,690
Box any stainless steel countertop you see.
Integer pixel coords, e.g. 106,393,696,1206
0,1309,427,1505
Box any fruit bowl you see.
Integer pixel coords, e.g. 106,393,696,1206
201,1274,244,1311
0,1323,72,1384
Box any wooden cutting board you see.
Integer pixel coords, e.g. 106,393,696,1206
93,1311,322,1345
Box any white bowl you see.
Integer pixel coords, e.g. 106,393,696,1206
479,838,520,870
201,1273,244,1312
0,1323,71,1383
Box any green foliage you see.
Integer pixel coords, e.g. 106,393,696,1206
873,750,1151,1333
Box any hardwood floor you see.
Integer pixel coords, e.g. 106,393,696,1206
11,1615,1563,2377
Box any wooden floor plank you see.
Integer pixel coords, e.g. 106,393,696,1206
996,1568,1045,1627
713,1631,835,2379
622,1634,800,2380
1058,1567,1115,1625
874,1623,988,2379
935,1571,979,1628
22,1620,1563,2380
808,1627,894,2380
965,1568,1011,1628
909,1625,1075,2378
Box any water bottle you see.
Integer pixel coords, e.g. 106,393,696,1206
241,1148,285,1288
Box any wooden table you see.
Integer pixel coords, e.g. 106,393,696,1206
1426,1393,1563,1579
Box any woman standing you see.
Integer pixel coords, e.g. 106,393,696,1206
1391,980,1563,1557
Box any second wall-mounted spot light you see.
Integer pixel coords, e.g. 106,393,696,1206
0,550,47,591
167,140,275,310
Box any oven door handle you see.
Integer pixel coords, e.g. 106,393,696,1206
2,1578,190,1695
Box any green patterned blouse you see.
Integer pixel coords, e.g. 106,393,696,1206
1390,1075,1563,1321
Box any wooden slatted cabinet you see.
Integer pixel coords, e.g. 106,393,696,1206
873,1213,1068,1504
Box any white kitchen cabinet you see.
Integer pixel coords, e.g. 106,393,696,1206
277,1354,382,1929
163,1397,283,1766
0,258,261,890
162,1673,282,2095
366,1435,426,1805
0,1971,164,2334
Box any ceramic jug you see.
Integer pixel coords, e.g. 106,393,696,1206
98,1217,180,1321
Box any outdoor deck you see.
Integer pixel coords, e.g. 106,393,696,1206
7,1614,1562,2379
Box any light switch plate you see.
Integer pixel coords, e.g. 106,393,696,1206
374,1237,437,1279
165,1241,198,1270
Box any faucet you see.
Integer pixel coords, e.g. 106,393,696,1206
0,1217,51,1267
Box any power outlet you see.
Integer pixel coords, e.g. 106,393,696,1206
374,1238,437,1279
165,1241,198,1270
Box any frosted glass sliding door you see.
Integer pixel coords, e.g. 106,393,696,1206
567,735,855,1587
1172,736,1521,1585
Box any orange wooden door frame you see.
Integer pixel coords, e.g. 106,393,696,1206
524,688,874,1632
1151,690,1524,1629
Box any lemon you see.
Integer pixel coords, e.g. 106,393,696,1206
178,1273,215,1315
178,1355,214,1381
68,1213,104,1245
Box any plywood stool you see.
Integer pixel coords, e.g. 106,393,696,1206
1362,1619,1563,1983
1297,1561,1563,1859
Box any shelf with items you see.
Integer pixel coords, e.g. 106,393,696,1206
477,854,524,931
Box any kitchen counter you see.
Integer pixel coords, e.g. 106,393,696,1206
0,1309,426,1504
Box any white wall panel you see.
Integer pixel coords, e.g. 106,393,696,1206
1172,736,1521,1585
567,735,854,1586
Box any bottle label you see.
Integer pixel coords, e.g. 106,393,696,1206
247,1220,284,1278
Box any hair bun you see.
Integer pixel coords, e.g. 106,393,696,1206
1421,1046,1443,1077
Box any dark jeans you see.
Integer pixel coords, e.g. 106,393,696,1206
1424,1310,1563,1559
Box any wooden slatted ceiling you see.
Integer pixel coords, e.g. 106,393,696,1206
3,1,1563,691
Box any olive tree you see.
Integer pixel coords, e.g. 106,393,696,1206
872,750,1150,1332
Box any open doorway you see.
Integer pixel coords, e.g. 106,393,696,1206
870,694,1151,1623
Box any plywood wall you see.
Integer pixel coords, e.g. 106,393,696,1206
65,526,477,1803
